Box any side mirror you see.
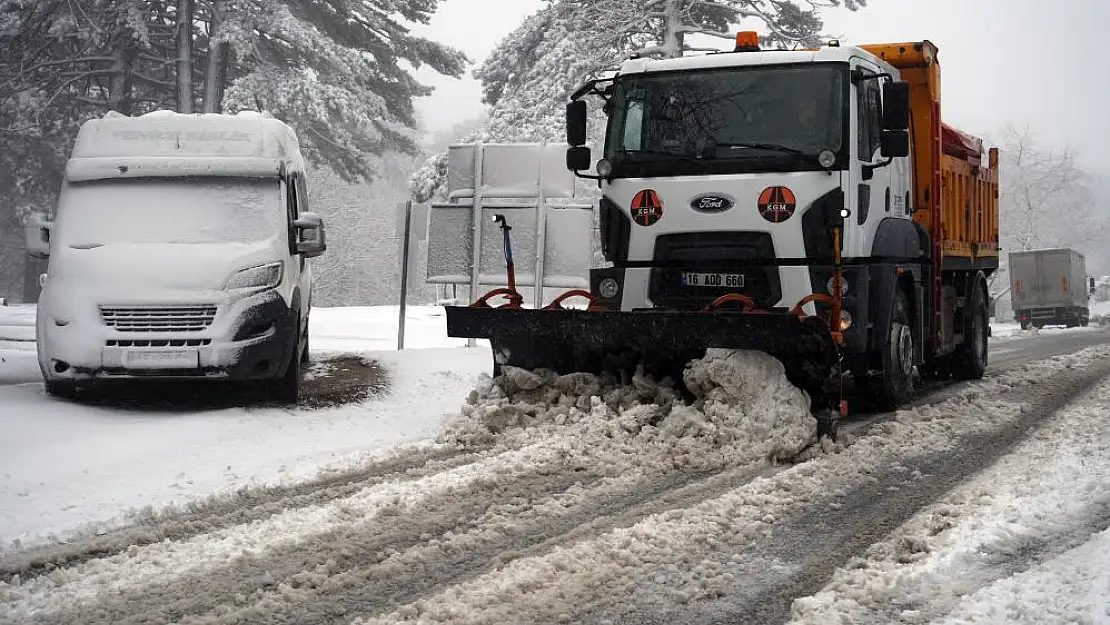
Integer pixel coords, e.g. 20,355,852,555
880,130,910,158
567,100,588,147
882,80,910,130
25,217,52,259
1090,276,1096,295
293,212,326,258
566,146,592,172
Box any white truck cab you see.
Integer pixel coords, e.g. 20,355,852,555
26,110,326,401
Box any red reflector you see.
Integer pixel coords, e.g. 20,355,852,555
839,399,849,417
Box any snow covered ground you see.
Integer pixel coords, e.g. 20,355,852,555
0,304,1103,549
789,376,1110,625
4,303,1110,625
0,305,490,547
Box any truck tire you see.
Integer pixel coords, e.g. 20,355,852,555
919,358,951,382
954,286,988,380
860,288,914,411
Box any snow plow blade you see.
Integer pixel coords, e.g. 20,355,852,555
445,306,839,393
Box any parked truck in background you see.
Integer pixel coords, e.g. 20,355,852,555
1009,248,1093,329
446,35,1000,438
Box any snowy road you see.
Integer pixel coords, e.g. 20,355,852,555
2,319,1110,624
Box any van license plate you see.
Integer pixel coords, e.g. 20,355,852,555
125,349,199,369
681,272,745,288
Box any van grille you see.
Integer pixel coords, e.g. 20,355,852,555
100,305,217,333
106,338,212,347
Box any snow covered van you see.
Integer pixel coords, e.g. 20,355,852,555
25,110,326,401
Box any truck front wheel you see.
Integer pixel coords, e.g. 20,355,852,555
860,288,915,411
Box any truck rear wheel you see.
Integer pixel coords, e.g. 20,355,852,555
860,288,914,411
954,286,988,380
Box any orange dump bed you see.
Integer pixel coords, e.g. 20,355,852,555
861,41,1000,268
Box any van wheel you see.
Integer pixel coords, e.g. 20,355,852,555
45,380,78,400
269,328,303,404
860,288,914,411
954,286,988,380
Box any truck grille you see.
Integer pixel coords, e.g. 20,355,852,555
100,305,217,333
649,232,782,310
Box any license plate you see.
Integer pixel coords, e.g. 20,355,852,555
125,349,199,369
681,272,745,288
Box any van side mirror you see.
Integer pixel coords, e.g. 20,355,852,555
293,212,326,258
567,100,588,147
1090,276,1096,295
880,130,910,158
882,80,910,131
25,216,52,259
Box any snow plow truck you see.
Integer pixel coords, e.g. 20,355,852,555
445,34,1000,439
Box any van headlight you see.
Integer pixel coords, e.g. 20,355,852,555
225,263,283,290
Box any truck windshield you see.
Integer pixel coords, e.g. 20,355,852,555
54,177,282,246
604,64,846,177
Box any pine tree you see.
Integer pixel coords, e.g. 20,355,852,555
410,0,866,202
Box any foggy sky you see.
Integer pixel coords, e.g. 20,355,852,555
411,0,1109,176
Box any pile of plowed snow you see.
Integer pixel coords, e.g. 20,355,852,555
438,348,816,474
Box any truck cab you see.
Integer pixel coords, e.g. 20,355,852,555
564,34,997,412
26,110,326,401
444,34,998,432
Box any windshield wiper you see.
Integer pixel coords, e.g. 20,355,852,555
716,142,806,156
616,149,710,165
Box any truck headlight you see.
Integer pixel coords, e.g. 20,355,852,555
598,277,621,299
837,309,853,331
225,263,283,290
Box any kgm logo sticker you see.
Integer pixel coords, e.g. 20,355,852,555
689,193,735,213
757,186,797,223
631,189,663,226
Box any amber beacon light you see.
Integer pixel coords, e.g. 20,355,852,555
735,31,761,52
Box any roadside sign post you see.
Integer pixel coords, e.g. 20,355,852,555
397,200,413,350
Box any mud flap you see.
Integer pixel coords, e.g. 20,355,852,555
446,306,839,408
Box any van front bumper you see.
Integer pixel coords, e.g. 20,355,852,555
40,289,299,382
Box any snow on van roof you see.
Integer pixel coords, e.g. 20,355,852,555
71,110,304,166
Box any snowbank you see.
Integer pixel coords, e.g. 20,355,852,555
309,305,487,353
0,305,38,385
442,349,815,473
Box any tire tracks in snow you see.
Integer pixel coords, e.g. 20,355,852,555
3,450,795,624
0,443,493,582
567,353,1110,625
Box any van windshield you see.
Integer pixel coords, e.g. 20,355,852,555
55,177,282,246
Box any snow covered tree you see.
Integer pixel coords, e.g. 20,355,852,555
218,0,468,180
410,0,866,202
1,0,468,182
998,124,1105,253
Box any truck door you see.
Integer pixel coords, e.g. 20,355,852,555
849,58,894,255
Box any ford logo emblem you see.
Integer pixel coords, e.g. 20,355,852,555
690,193,735,213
